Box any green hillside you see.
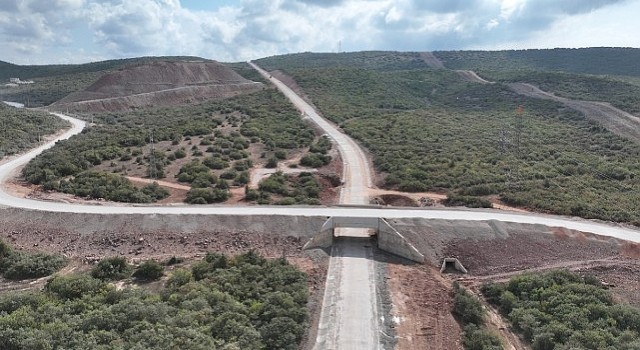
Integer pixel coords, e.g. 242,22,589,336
434,48,640,76
257,51,640,225
0,103,69,158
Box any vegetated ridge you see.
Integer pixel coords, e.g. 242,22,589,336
434,47,640,76
51,60,263,112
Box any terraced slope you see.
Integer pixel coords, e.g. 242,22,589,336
51,60,263,112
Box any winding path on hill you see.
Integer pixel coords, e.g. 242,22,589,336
508,82,640,143
421,51,640,143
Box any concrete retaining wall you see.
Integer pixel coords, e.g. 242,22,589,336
377,219,425,263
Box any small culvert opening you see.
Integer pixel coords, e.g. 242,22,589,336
440,258,468,274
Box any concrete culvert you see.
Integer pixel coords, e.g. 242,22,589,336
440,258,468,274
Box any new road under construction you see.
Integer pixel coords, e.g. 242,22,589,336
2,62,640,349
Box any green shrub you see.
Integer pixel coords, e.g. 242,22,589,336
45,274,107,300
174,148,187,159
91,256,132,281
453,284,486,326
0,239,67,280
266,157,278,168
165,268,192,290
300,153,331,168
133,260,164,281
185,187,229,204
141,182,170,200
3,252,68,280
462,324,503,350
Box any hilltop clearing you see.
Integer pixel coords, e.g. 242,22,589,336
51,60,263,112
0,56,204,107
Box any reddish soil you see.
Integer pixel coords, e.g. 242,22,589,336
387,263,463,350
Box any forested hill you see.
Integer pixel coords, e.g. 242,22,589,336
435,47,640,76
0,56,208,81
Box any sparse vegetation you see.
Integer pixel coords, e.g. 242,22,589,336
23,88,316,204
0,104,69,159
0,251,308,349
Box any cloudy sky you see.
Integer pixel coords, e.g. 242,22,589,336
1,0,639,65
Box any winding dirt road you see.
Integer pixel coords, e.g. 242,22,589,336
508,82,640,143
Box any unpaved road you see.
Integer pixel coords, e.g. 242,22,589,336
456,70,493,84
250,62,381,349
509,82,640,143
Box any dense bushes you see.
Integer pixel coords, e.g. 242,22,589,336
90,256,133,280
0,251,308,349
482,270,640,349
22,88,316,204
255,171,322,205
263,57,640,224
133,260,164,281
452,283,503,350
185,187,229,204
49,171,168,203
300,135,333,168
0,239,67,280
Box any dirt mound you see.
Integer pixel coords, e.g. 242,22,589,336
374,194,418,207
420,52,445,69
51,60,263,112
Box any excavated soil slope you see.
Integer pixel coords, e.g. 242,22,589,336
51,60,263,112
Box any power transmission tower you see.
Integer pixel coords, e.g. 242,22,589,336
514,105,524,157
149,129,156,179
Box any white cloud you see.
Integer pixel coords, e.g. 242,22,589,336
0,0,638,64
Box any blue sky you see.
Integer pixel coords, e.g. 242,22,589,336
1,0,639,65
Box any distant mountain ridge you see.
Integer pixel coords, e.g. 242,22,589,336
434,47,640,76
0,56,208,81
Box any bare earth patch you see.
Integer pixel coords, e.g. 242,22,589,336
387,263,463,350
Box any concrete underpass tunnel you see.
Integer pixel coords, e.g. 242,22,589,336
302,216,425,263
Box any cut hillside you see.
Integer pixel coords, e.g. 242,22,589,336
51,60,263,112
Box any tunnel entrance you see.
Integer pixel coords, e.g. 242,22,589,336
302,217,425,263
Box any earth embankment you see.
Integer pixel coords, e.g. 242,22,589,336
51,60,263,112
